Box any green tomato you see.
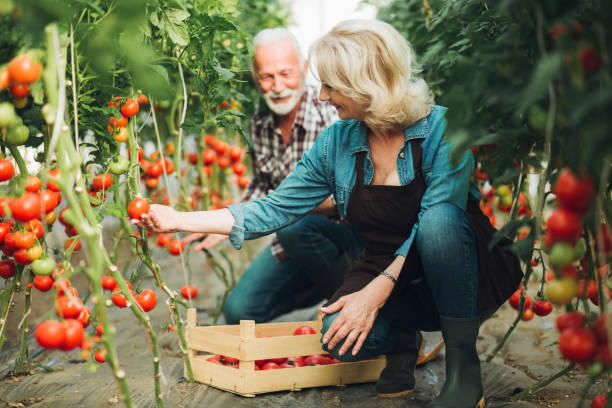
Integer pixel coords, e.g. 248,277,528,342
549,242,574,268
588,361,603,378
158,100,171,109
0,0,14,16
31,257,56,276
528,106,548,132
495,185,511,197
5,124,29,145
0,102,16,127
109,156,130,175
500,194,513,207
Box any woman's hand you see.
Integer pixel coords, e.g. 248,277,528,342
320,276,394,356
131,204,182,233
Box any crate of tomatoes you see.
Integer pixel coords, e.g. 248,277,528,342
184,308,386,396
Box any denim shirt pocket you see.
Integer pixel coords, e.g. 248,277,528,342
335,184,352,218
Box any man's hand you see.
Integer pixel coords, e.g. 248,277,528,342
131,204,182,233
183,233,228,251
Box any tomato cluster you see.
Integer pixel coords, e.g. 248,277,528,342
106,94,147,143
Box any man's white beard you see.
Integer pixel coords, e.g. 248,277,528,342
262,84,305,116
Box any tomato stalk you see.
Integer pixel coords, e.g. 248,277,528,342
511,363,575,400
7,144,28,179
15,270,33,373
0,266,23,354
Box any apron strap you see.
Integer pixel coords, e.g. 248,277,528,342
355,151,366,186
409,138,424,175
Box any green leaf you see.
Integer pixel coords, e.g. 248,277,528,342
213,64,235,81
105,202,128,218
489,217,532,249
510,235,535,263
198,14,238,31
518,53,562,113
147,64,170,86
149,12,162,28
163,12,190,46
166,8,190,23
30,80,44,105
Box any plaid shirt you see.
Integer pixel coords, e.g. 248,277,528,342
242,84,338,259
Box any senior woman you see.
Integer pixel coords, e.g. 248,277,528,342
134,20,522,408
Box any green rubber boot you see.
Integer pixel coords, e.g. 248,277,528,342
427,316,485,408
376,331,422,398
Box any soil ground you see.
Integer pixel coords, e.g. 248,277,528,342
0,224,598,407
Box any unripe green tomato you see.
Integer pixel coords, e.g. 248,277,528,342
31,257,56,276
588,361,603,378
5,123,29,145
495,185,511,197
544,278,577,305
158,100,170,109
0,102,17,127
109,156,129,175
572,238,586,261
500,194,513,207
528,105,547,132
549,242,574,268
0,0,15,16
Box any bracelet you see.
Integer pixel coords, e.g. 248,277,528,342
379,271,397,284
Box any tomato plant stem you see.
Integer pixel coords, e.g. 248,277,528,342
0,266,23,354
511,364,575,401
7,145,28,179
15,270,33,373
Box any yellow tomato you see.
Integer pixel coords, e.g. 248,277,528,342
113,127,128,143
545,278,577,305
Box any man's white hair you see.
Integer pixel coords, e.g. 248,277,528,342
251,28,306,72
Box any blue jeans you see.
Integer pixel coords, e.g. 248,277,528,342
224,215,364,324
321,203,482,362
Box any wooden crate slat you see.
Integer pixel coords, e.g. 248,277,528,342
240,335,326,360
186,327,241,355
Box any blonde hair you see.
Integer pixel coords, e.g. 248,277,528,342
309,19,433,131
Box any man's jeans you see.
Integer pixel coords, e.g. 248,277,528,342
321,203,489,362
224,215,364,324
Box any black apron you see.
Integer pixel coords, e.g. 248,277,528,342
327,138,523,311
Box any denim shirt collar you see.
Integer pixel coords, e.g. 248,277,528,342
349,116,430,155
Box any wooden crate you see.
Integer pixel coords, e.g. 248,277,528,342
185,308,386,397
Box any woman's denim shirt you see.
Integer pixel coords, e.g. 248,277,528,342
227,105,479,258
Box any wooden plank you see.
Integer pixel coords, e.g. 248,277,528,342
186,327,241,355
239,320,255,372
239,334,326,360
255,321,320,337
189,355,253,397
240,358,386,395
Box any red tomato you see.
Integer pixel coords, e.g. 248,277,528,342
597,345,612,366
285,356,305,367
187,152,198,165
578,46,603,74
109,115,128,129
554,169,595,214
46,169,61,191
558,327,597,363
157,233,172,247
228,145,242,162
161,158,174,175
304,354,333,366
260,362,281,370
10,83,30,98
121,98,139,117
521,308,534,321
94,349,107,363
576,279,597,299
9,193,41,222
180,285,198,299
0,223,9,245
39,189,60,213
60,319,85,351
232,161,246,176
217,156,231,169
137,93,148,106
8,55,42,84
96,323,104,336
508,288,532,310
77,307,91,327
13,248,33,265
206,355,224,365
35,320,66,349
556,312,586,332
146,161,163,178
13,231,35,249
101,275,116,291
0,159,15,182
203,166,212,177
168,240,184,256
237,176,250,189
546,208,582,243
136,289,157,312
26,219,44,239
204,135,216,147
0,259,16,278
203,149,217,165
56,296,83,319
33,275,53,291
293,326,316,335
214,141,228,156
64,239,82,251
592,393,607,408
532,300,553,316
92,174,113,192
128,198,150,220
111,287,129,308
593,315,610,344
0,68,10,91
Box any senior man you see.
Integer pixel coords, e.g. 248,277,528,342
185,28,364,324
